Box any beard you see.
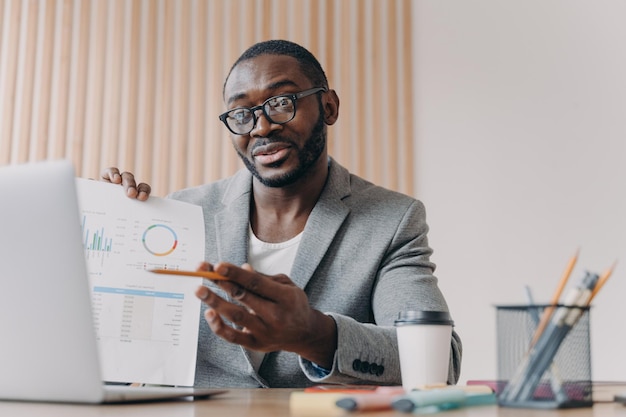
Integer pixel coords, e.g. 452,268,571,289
237,109,326,188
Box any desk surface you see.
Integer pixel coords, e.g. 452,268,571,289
1,388,625,417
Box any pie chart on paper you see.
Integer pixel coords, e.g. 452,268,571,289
142,224,179,257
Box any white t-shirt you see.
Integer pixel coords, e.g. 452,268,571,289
245,224,303,372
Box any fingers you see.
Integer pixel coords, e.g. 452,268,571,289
133,181,151,201
99,167,151,200
197,261,215,272
204,309,262,350
196,285,263,349
212,262,290,302
194,263,319,355
196,280,262,317
120,172,139,199
101,167,122,184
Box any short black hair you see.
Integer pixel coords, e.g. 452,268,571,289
223,39,329,96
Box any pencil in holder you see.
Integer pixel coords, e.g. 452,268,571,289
495,304,592,409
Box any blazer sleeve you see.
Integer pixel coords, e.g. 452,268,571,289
298,199,463,385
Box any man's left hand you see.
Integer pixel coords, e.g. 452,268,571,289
194,262,337,369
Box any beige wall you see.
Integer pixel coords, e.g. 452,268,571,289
413,0,626,382
0,0,414,196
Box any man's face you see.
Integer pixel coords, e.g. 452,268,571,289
222,55,327,188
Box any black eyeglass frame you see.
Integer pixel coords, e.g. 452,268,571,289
218,87,328,135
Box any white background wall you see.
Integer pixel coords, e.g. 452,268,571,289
412,0,626,383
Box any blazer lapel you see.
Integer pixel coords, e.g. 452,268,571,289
213,169,252,266
211,160,353,292
290,159,351,290
211,170,266,382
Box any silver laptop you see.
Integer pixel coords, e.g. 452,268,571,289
0,160,223,403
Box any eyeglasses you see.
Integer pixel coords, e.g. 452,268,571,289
218,87,327,135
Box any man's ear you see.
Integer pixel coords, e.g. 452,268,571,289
323,89,340,125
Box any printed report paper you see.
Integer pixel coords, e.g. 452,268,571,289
75,179,204,386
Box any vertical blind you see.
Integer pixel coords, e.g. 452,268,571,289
0,0,414,196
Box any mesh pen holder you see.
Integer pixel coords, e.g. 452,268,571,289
495,305,592,409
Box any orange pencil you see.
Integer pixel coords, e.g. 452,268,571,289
530,249,579,346
588,261,617,303
149,268,229,281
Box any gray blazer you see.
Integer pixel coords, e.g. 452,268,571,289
168,158,462,388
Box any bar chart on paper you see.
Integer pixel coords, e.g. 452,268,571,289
82,215,113,258
75,178,205,386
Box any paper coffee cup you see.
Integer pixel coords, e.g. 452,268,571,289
394,311,454,391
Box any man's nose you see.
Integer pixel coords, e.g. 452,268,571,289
250,110,278,137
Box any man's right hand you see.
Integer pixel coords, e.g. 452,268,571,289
100,167,152,201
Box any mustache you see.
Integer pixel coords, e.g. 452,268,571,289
250,136,295,152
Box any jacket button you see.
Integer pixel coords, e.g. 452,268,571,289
376,365,384,376
369,363,378,375
352,359,361,372
359,361,370,373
